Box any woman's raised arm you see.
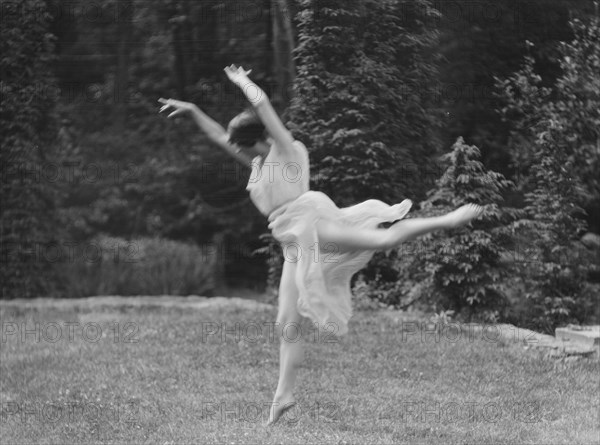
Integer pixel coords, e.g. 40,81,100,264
158,98,254,167
223,65,295,154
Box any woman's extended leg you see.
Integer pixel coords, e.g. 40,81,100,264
317,203,483,253
268,259,303,425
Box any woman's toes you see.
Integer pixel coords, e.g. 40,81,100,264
267,399,296,426
449,204,483,228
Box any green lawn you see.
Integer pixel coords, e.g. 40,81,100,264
1,298,598,444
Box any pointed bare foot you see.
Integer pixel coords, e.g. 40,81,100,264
446,204,483,229
266,399,297,427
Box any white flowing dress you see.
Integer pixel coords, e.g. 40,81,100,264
247,141,412,335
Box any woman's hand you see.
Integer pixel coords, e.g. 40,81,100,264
224,64,264,104
158,98,197,118
223,64,252,87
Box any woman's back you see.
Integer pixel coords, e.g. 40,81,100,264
246,140,310,216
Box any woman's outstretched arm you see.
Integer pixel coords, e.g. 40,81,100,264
223,65,295,155
158,98,254,167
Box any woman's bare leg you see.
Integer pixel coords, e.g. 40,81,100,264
267,204,481,423
268,259,303,425
317,204,483,253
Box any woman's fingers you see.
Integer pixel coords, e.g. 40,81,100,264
158,98,174,113
224,64,251,76
158,98,192,117
159,98,186,106
168,108,187,118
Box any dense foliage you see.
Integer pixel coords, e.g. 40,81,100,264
3,0,599,335
50,0,272,294
259,0,441,293
495,14,600,331
288,0,441,206
1,0,60,298
356,12,600,332
413,138,517,321
355,138,517,321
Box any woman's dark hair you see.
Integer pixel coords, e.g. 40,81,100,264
228,109,267,148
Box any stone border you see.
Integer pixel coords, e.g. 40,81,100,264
381,310,598,358
0,295,275,312
459,323,599,358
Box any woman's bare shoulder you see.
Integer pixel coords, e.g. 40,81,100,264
292,140,308,153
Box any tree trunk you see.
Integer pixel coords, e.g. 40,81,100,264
271,0,295,110
272,0,283,108
195,1,220,79
277,0,296,86
115,0,133,127
265,0,273,76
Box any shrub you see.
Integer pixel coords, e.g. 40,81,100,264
410,138,516,321
353,138,517,322
58,236,215,297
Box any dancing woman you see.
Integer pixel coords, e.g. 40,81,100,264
159,65,483,425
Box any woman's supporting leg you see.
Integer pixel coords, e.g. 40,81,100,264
266,203,482,424
316,203,483,253
268,259,303,425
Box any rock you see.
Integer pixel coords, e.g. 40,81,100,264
555,325,600,347
581,232,600,250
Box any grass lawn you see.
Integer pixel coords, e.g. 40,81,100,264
1,297,599,444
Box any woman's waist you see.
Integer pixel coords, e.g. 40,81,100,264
266,195,304,222
267,190,331,222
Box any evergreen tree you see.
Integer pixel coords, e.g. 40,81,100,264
260,0,441,295
411,138,515,320
1,0,59,298
288,0,441,206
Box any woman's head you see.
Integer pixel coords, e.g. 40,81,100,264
228,109,267,150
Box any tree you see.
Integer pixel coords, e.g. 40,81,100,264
1,0,60,298
258,0,442,295
288,0,442,207
365,138,516,319
496,11,600,331
417,138,516,320
436,0,594,174
115,0,133,127
271,0,296,109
